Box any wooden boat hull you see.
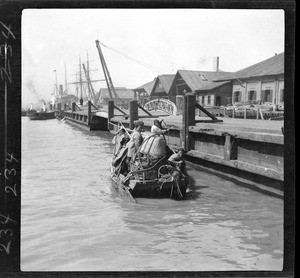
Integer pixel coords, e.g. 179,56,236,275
111,168,187,201
29,111,55,120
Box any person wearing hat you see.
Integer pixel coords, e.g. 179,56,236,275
126,121,145,169
151,119,169,135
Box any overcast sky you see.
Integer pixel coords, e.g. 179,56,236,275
22,9,284,108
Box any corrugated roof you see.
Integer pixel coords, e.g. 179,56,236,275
215,52,284,81
100,87,135,99
134,80,156,95
177,70,232,91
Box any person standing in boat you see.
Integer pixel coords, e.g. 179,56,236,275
168,148,189,177
126,121,145,169
151,119,169,135
112,128,130,157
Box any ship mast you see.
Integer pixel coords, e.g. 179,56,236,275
64,63,68,95
79,57,83,105
75,72,79,101
68,54,104,105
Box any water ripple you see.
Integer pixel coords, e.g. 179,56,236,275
21,118,283,271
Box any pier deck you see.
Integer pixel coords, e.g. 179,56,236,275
61,101,284,191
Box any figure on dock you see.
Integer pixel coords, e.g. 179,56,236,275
151,119,169,135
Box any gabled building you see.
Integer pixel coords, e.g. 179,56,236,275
150,74,175,100
169,70,233,106
133,80,155,106
216,52,284,107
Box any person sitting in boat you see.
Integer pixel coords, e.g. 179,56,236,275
151,119,169,135
126,121,145,169
168,148,188,177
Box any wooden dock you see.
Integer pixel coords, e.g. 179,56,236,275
58,97,284,194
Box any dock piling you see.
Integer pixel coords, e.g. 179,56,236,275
108,100,114,131
224,134,238,160
129,100,138,130
182,93,196,151
88,100,91,125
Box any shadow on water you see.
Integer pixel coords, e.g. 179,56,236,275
185,156,283,199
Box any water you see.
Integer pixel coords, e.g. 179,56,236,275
21,117,283,271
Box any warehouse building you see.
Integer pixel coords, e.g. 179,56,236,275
216,52,284,108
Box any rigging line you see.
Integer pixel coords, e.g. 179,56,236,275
99,41,165,73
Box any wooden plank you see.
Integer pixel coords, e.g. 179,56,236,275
224,134,238,160
137,103,153,117
114,105,127,115
195,102,218,120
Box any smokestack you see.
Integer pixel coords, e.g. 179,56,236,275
59,85,64,95
216,56,219,72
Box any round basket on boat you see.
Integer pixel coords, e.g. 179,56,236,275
139,136,166,158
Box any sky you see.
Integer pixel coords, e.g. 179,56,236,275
22,9,284,108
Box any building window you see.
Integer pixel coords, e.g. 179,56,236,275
202,96,205,104
248,90,257,102
234,91,241,103
280,89,284,102
262,89,273,102
207,96,211,105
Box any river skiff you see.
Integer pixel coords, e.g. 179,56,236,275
110,131,188,201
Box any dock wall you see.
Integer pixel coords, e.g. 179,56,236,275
109,96,283,183
62,101,108,131
58,98,284,186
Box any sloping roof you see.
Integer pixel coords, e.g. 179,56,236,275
100,87,134,99
134,80,156,95
177,70,232,91
156,74,176,93
215,52,284,81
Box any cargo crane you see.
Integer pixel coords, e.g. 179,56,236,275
95,39,125,106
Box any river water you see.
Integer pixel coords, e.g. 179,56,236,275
21,117,283,271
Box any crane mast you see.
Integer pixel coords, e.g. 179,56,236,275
95,40,124,105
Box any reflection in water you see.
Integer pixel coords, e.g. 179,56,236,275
21,118,283,271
